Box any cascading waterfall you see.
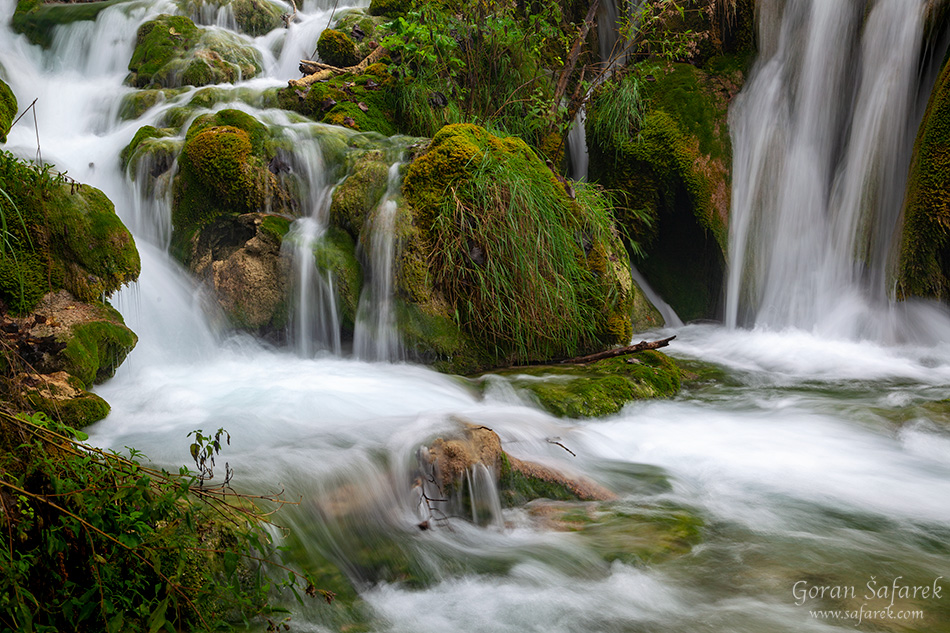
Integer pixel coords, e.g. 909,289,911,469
726,0,948,341
353,162,403,362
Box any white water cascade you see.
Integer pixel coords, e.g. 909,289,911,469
726,0,950,342
2,1,950,631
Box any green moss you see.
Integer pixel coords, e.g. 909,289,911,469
897,55,950,300
117,87,184,121
229,0,284,36
120,125,167,170
126,14,261,88
400,124,634,371
0,78,16,144
497,453,581,507
260,214,290,240
0,251,46,314
487,350,681,418
12,0,125,49
587,62,732,321
276,65,399,136
60,311,138,388
329,150,390,238
187,108,269,154
317,28,359,68
368,0,406,17
25,381,111,429
312,227,363,335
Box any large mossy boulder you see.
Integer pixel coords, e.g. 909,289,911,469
11,0,125,49
0,79,16,143
587,60,741,322
172,109,295,334
126,14,262,89
317,28,359,68
485,350,681,419
897,53,950,301
0,152,140,315
399,124,635,373
277,62,399,136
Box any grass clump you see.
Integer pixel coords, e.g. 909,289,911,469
401,124,634,369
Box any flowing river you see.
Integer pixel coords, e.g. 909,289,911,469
2,0,950,631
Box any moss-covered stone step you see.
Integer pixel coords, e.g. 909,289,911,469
484,350,681,418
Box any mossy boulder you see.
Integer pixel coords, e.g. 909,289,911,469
485,350,681,418
317,29,359,68
334,10,386,61
2,291,137,425
118,87,184,121
0,79,16,144
368,0,405,18
0,152,140,315
399,123,635,373
276,62,398,136
897,53,950,300
126,14,262,89
587,61,741,321
11,0,125,49
329,150,390,238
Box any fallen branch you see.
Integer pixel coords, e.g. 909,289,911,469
558,336,676,364
290,46,388,89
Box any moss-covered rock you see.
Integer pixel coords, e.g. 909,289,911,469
587,61,740,321
399,123,635,372
126,14,262,89
20,371,111,428
897,53,950,300
485,350,681,418
312,227,363,336
177,0,285,36
0,78,16,144
0,151,140,315
117,87,184,121
276,62,398,136
329,150,390,238
317,28,359,68
11,0,126,49
334,10,386,61
368,0,406,18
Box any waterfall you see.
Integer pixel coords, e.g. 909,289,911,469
726,0,946,340
353,162,403,362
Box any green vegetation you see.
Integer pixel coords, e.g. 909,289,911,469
277,63,399,136
0,151,139,315
11,0,126,49
399,124,634,371
587,61,735,321
329,150,390,238
126,14,262,89
488,350,681,418
0,410,329,632
897,54,950,300
317,29,359,68
312,228,363,336
0,79,16,144
498,453,583,506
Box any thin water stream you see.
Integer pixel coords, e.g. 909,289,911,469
2,0,949,631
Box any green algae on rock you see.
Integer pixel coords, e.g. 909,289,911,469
329,150,390,239
311,227,363,336
485,350,681,419
897,53,950,300
11,0,126,49
399,123,634,372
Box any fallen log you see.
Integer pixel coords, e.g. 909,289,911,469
558,336,676,365
289,46,388,89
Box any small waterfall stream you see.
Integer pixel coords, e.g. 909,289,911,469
2,1,950,631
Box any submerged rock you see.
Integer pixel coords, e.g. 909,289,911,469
485,350,682,419
398,124,635,373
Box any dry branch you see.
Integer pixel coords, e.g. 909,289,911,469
559,335,676,364
289,46,388,89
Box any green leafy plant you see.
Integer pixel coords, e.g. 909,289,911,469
0,410,329,633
